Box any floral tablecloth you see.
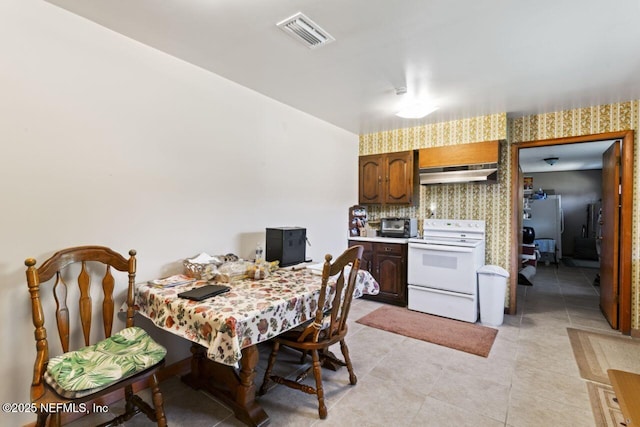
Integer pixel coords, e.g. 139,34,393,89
135,268,379,366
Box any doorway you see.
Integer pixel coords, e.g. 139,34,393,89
509,130,634,334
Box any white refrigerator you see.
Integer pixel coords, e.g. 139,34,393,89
528,195,564,260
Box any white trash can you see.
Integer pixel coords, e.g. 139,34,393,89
477,265,510,326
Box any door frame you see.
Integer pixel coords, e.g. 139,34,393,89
509,130,634,334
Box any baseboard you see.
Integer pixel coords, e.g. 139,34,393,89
22,356,191,427
631,327,640,338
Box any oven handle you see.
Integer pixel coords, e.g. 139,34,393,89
408,243,474,253
408,285,475,299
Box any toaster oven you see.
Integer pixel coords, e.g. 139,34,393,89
380,218,418,238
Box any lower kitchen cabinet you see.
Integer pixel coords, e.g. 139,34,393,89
348,240,407,306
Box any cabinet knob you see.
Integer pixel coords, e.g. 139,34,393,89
384,247,392,251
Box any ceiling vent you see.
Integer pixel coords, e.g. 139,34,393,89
276,12,335,49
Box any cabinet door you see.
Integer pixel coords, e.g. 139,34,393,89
385,151,414,204
370,243,407,306
358,155,383,204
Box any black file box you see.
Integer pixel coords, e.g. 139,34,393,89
266,227,306,267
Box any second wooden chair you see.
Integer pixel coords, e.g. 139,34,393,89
259,245,364,419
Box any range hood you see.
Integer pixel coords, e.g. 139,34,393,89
419,164,498,184
418,140,500,185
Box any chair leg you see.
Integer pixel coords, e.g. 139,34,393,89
259,340,280,395
35,411,48,427
50,411,61,427
149,373,167,427
311,349,327,419
124,384,136,417
105,383,161,426
339,339,357,385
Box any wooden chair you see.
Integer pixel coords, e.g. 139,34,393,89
25,246,167,427
259,245,363,419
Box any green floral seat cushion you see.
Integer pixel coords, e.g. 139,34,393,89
44,326,166,399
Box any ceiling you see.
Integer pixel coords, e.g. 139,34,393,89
46,0,640,137
519,140,615,173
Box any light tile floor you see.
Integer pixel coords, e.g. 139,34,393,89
70,263,621,426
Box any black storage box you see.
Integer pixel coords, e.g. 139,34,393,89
266,227,306,267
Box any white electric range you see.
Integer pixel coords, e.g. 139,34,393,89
407,219,486,323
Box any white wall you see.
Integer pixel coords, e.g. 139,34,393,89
0,2,358,424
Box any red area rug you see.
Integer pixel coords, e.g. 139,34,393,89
356,305,498,357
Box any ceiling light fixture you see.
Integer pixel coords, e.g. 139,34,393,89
544,157,559,166
395,102,439,119
393,86,438,119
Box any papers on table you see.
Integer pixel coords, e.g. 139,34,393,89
186,252,218,264
306,263,325,275
148,274,196,288
280,261,323,274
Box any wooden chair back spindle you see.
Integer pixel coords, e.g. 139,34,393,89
53,272,70,353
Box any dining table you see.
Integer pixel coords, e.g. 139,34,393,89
134,266,379,426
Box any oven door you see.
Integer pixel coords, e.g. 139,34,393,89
408,242,478,294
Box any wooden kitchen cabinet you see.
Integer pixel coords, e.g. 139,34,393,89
353,240,374,273
418,140,499,169
349,240,407,306
358,151,415,205
375,244,406,305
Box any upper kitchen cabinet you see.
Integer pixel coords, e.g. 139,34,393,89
418,140,500,185
359,150,416,205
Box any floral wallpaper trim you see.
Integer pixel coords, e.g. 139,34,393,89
360,113,507,155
